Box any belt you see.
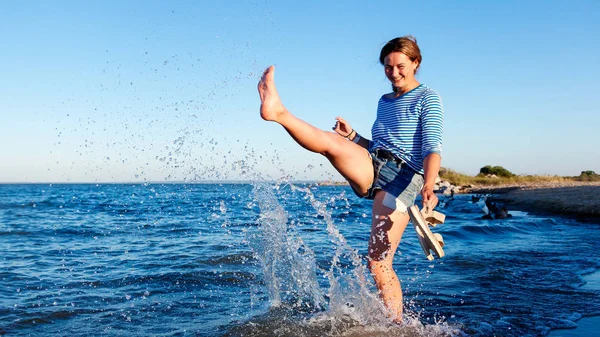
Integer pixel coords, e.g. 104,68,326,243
373,148,405,165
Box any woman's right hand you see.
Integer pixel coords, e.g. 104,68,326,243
332,117,353,137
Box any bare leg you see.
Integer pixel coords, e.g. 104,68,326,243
258,66,373,194
367,190,410,322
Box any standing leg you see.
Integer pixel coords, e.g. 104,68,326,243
367,190,411,322
258,66,373,194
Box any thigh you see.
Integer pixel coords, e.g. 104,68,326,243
323,132,374,195
368,190,411,262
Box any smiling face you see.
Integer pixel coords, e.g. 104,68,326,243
384,52,419,93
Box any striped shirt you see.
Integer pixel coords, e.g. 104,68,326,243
369,84,443,174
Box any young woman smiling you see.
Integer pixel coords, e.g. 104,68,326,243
257,36,444,322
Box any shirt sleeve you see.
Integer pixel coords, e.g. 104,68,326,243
420,90,444,159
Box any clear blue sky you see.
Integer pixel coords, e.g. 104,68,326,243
1,0,598,183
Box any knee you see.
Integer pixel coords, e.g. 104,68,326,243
352,184,369,197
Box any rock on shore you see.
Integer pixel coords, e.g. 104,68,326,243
434,176,464,196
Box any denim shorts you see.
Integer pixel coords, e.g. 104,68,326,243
352,148,424,209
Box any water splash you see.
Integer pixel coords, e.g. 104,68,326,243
248,182,325,311
241,181,462,336
289,184,388,325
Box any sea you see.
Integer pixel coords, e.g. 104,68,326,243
1,182,599,337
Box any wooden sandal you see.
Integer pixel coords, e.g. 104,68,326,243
408,205,445,261
421,207,446,227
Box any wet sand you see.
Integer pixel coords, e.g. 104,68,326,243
466,183,600,219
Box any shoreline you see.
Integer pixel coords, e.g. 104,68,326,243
463,182,600,220
546,270,600,337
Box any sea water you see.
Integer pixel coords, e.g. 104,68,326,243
1,183,599,336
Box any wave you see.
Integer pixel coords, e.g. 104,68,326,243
223,306,461,337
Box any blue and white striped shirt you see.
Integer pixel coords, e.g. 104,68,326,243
369,84,443,174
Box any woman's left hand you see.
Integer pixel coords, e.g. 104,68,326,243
421,184,438,210
332,117,353,137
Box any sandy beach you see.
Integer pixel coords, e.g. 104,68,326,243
466,182,600,219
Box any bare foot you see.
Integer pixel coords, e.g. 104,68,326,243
258,66,286,122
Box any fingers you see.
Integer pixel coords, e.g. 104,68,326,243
333,118,341,130
332,120,341,132
332,118,347,134
427,198,438,210
333,117,352,131
423,199,436,211
422,197,430,211
421,190,438,210
336,117,350,127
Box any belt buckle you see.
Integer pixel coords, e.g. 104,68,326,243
382,149,396,161
376,149,390,160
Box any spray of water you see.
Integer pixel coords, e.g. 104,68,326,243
289,185,389,324
243,180,462,337
247,182,325,311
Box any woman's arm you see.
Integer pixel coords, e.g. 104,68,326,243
419,91,444,209
349,132,371,149
421,153,441,209
333,116,371,150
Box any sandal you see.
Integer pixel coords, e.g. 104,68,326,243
408,205,445,261
421,207,446,227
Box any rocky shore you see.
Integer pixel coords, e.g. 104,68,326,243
321,178,600,219
442,180,600,219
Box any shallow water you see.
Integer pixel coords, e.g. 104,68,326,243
1,183,599,336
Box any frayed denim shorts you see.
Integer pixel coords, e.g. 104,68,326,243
352,148,424,211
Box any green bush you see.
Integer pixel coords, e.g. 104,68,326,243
577,170,600,182
478,165,515,178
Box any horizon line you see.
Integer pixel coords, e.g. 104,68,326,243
0,179,348,185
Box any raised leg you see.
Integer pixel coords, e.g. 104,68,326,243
258,66,373,193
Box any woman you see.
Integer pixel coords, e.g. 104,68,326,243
257,36,443,322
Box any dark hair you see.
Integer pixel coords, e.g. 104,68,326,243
379,36,422,74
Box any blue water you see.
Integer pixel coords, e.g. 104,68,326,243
1,183,599,336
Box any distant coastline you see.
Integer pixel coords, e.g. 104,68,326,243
3,179,599,220
0,180,326,185
467,182,600,219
